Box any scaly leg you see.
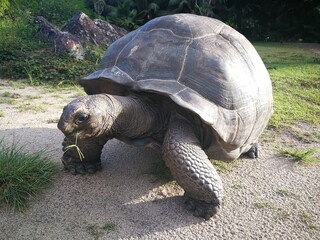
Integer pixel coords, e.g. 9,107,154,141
163,118,223,220
245,143,260,158
61,137,106,175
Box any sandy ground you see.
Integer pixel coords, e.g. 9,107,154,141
0,80,319,240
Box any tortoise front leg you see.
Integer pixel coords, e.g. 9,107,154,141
61,136,106,175
163,118,223,220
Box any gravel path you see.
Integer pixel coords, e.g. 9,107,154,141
0,81,319,240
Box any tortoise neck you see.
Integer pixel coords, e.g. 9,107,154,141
105,94,168,140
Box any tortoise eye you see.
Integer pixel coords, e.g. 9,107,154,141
75,113,89,125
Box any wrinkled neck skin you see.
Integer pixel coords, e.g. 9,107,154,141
102,94,168,142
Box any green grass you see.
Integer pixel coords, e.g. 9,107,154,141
275,189,299,199
18,102,47,113
278,148,319,164
101,222,116,231
254,200,276,209
146,161,172,183
0,98,17,105
211,159,235,174
0,141,58,211
254,43,320,130
25,95,41,100
276,189,291,197
312,131,320,139
86,222,116,239
1,92,11,97
300,211,319,230
86,224,103,240
253,199,291,221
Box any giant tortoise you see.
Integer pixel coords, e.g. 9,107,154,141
58,14,273,220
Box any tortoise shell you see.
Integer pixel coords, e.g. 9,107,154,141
79,14,273,159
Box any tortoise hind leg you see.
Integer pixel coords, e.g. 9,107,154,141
163,118,223,220
244,143,260,158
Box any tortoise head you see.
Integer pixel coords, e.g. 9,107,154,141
58,95,113,140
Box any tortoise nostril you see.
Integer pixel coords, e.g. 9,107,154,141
57,119,70,134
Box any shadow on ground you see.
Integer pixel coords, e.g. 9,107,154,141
0,127,204,240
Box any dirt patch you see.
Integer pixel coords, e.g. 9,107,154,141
0,80,319,239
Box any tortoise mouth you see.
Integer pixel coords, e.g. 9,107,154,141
74,126,104,140
64,131,93,140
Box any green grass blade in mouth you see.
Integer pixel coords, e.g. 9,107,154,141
63,133,85,161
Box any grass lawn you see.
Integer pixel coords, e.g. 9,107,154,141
255,43,320,163
254,43,320,129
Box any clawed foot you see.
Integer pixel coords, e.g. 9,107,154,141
61,136,105,175
62,157,102,175
184,194,220,220
245,143,260,158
